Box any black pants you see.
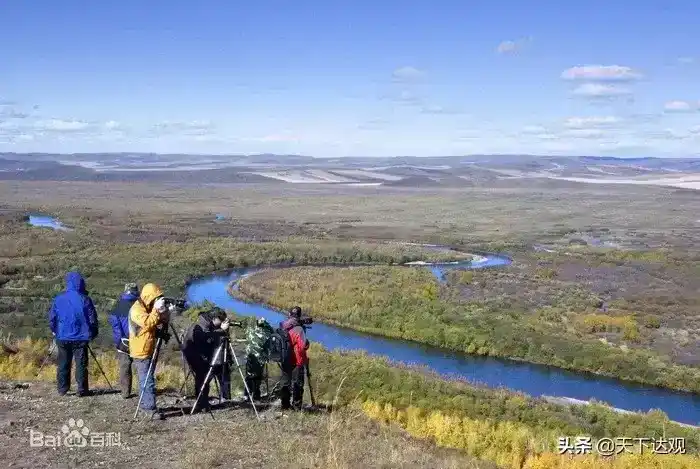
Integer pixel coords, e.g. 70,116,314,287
280,365,305,410
188,357,211,411
117,351,133,398
189,358,231,410
245,355,264,400
217,363,231,400
56,340,89,395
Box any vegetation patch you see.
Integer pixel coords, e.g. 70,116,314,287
239,265,700,393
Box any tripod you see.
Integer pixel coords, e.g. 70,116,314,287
36,339,114,392
190,334,260,419
133,323,190,420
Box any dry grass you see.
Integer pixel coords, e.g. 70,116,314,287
1,180,699,248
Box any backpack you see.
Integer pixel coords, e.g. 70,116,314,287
268,327,292,366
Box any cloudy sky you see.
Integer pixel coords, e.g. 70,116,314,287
1,1,699,157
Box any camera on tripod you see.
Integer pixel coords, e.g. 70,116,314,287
162,297,187,315
153,297,187,344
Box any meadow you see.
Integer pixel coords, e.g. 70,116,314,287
1,179,699,468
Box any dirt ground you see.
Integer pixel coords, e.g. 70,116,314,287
0,380,492,469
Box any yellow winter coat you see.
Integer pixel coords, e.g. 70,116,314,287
128,283,163,359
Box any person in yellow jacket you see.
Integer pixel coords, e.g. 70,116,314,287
129,283,168,417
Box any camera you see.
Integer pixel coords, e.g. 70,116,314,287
299,316,313,326
161,297,187,315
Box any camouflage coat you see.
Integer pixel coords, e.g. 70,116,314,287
245,322,273,362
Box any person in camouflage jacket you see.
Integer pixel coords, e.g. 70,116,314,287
244,317,274,400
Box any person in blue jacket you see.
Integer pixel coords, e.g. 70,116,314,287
108,283,139,398
48,271,98,396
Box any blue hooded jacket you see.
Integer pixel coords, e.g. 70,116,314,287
107,291,139,350
48,272,98,341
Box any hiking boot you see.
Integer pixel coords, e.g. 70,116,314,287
150,410,165,421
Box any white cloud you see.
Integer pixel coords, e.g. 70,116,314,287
382,89,424,106
104,120,122,130
533,133,561,141
564,116,621,128
664,100,698,112
561,128,607,139
678,57,695,64
37,119,92,132
0,106,30,119
150,120,215,136
521,125,548,134
572,83,632,97
420,105,463,115
357,118,388,131
497,41,518,54
496,37,532,54
392,66,426,82
561,65,642,81
259,132,302,143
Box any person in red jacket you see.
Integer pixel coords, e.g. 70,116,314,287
280,306,309,410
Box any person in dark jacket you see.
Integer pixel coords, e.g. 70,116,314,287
279,306,309,411
108,283,139,398
182,308,230,412
48,271,98,396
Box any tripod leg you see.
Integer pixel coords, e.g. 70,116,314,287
305,362,316,408
35,340,56,378
228,343,260,420
179,368,192,396
134,339,161,420
190,366,216,415
87,345,114,391
190,345,223,415
169,323,191,396
265,362,269,397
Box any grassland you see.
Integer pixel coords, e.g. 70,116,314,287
1,179,700,468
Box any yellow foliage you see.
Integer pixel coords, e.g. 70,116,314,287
0,338,186,391
360,399,700,469
579,314,639,335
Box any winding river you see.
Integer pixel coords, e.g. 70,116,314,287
28,216,700,425
186,254,700,426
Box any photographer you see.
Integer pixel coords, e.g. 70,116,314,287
48,271,98,397
244,317,274,401
279,306,310,411
108,283,139,399
128,283,169,419
182,307,231,412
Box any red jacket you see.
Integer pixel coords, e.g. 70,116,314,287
282,318,309,367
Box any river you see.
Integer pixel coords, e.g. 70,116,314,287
185,256,700,426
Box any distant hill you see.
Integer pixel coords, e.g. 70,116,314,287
1,152,699,189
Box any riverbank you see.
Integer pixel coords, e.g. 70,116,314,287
234,264,700,396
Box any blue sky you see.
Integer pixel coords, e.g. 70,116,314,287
1,1,699,157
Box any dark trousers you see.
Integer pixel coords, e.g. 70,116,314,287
118,351,133,398
189,357,211,411
245,355,264,400
280,365,305,410
217,363,231,400
56,340,89,395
